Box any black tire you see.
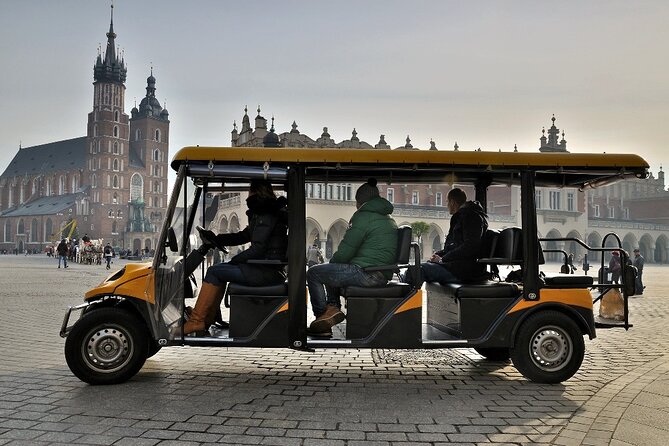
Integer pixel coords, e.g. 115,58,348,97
147,342,162,358
511,310,585,384
64,307,149,385
474,347,511,361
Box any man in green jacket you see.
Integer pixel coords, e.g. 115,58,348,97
307,178,398,336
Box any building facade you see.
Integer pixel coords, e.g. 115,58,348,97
0,8,169,253
211,111,669,265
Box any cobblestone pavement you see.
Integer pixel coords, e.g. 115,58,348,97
0,255,667,445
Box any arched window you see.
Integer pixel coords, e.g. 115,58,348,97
4,221,11,242
17,219,25,235
91,174,97,189
113,158,119,171
135,129,142,141
45,179,52,196
45,218,53,241
112,221,117,234
112,175,119,189
153,149,160,162
108,210,113,218
93,125,98,137
155,129,161,142
81,199,89,215
130,173,143,202
19,184,24,203
117,209,122,218
113,142,119,155
113,126,119,138
31,219,38,242
113,192,118,204
71,176,78,193
114,110,120,122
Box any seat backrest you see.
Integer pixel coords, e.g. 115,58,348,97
480,229,500,258
396,225,412,265
493,227,523,263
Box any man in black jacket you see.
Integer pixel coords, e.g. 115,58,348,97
421,188,488,283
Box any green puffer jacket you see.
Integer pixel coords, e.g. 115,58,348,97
330,196,398,279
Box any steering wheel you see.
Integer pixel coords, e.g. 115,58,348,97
196,226,228,254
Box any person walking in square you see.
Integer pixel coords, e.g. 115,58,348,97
633,248,645,295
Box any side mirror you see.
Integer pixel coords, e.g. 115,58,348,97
166,227,178,253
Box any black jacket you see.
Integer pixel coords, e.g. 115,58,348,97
436,200,489,281
214,195,288,285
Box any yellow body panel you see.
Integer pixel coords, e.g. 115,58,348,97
507,288,593,314
85,262,154,304
395,290,422,314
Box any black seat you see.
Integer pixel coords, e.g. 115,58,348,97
543,274,593,288
439,281,520,299
341,225,416,298
478,227,523,265
227,282,288,296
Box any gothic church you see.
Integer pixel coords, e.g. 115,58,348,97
0,7,169,253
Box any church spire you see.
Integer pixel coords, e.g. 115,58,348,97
94,3,127,84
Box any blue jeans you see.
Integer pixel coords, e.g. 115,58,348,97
307,263,387,317
204,262,247,287
105,256,112,268
421,261,459,284
58,255,68,268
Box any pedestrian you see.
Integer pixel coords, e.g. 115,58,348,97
306,243,324,268
103,243,113,270
609,251,622,284
57,239,69,269
633,248,645,295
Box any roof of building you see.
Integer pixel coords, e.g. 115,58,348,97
0,192,82,217
0,137,87,179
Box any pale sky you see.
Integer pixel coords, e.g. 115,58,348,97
1,0,668,177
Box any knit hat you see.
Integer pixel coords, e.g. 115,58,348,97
355,178,380,205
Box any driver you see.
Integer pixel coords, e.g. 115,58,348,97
180,179,288,335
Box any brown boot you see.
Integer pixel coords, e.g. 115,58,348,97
309,304,345,333
183,282,222,335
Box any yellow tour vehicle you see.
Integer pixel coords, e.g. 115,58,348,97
61,146,648,385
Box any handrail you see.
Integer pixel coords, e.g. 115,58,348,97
539,234,632,330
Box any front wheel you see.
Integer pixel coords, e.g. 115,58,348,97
65,307,149,385
510,310,585,384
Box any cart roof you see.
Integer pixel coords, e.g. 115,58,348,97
171,146,649,189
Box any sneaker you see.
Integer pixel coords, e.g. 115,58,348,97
309,305,345,333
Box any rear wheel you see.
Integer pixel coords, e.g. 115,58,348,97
511,310,585,384
474,347,510,361
65,307,149,385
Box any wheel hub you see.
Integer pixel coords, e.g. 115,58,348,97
84,326,132,372
529,327,572,371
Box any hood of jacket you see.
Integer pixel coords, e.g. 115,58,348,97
246,195,287,216
460,200,487,218
358,196,394,215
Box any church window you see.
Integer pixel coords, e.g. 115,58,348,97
32,179,38,195
58,176,66,195
117,210,122,218
108,210,113,218
4,221,12,242
130,173,143,202
17,219,25,235
31,219,38,242
113,126,119,138
114,110,119,122
113,159,119,171
155,129,161,142
112,193,118,204
45,218,52,241
45,179,52,196
113,142,119,155
91,174,97,189
71,176,78,193
93,125,98,137
112,175,119,189
135,129,142,141
153,149,161,162
112,221,117,234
